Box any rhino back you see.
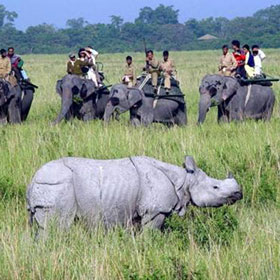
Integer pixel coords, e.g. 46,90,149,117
63,157,140,226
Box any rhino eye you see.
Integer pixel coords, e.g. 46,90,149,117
213,186,219,190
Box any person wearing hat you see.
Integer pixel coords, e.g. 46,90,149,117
67,53,76,74
0,49,11,79
72,48,93,77
85,46,101,87
159,51,176,94
122,56,136,87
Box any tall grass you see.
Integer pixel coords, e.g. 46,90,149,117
0,50,279,279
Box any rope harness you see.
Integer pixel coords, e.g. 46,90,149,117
245,84,252,107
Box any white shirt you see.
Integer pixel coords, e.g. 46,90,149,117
254,49,266,75
91,50,99,65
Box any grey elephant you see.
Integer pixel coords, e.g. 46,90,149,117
104,77,187,126
27,156,242,237
0,78,22,124
54,75,110,124
198,74,275,124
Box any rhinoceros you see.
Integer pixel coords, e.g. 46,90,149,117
27,156,242,235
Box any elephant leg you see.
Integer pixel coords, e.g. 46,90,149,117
130,114,141,126
140,112,154,126
217,105,229,123
8,96,22,124
21,89,34,121
142,213,166,230
0,107,7,125
80,99,96,121
264,95,275,121
174,104,187,126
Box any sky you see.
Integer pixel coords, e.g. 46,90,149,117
2,0,280,30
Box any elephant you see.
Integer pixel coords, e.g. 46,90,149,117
54,74,110,124
27,156,242,237
104,84,187,126
0,78,22,124
198,74,275,124
12,67,36,122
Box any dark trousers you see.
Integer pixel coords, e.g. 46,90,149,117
236,66,247,78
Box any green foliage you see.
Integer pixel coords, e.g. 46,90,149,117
1,4,280,53
165,207,239,249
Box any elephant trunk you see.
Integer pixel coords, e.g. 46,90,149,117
198,92,211,124
104,101,116,122
54,87,72,125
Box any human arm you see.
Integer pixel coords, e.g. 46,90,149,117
259,50,266,61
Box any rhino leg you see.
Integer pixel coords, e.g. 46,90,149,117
142,213,166,230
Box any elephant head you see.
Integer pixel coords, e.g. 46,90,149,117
104,84,142,122
198,75,239,124
184,156,242,207
54,75,96,124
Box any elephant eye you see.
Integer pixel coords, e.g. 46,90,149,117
213,186,219,190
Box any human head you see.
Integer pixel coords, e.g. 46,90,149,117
242,44,250,54
252,45,260,56
232,40,240,51
0,49,7,58
85,47,92,55
78,48,86,58
7,47,14,57
126,56,132,65
222,45,229,55
146,50,154,60
69,53,76,61
163,50,169,61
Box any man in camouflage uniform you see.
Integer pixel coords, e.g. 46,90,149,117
145,50,160,92
67,53,76,74
72,48,93,77
122,56,136,87
159,50,176,94
0,49,11,79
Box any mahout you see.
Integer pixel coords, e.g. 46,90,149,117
27,156,242,238
198,74,275,124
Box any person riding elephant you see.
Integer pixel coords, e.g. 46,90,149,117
104,81,187,126
6,47,36,121
198,74,275,124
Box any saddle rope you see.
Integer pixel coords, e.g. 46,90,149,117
245,84,252,107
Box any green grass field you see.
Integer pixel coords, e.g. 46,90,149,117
0,50,279,279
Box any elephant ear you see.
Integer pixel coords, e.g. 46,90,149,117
183,156,197,174
222,77,239,101
80,81,96,99
128,88,142,108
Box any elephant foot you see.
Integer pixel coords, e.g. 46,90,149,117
131,118,141,127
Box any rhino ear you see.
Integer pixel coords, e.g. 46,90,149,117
184,156,197,174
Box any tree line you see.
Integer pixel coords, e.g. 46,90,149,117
0,4,280,54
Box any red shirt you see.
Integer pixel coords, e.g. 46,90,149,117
233,51,246,67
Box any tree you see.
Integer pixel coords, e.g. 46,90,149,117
66,17,87,29
136,5,179,25
0,4,18,28
110,15,124,31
